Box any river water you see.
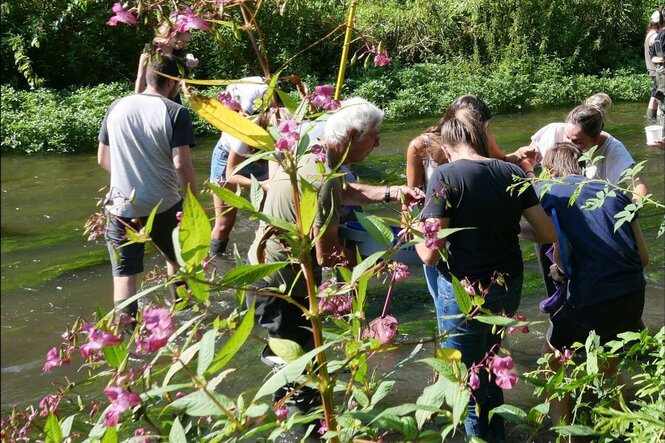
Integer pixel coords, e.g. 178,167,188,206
1,102,663,416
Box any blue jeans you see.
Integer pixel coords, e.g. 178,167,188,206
436,273,523,443
210,141,268,183
424,263,440,308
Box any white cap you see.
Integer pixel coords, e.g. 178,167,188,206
651,10,661,23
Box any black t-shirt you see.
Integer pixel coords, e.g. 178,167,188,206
421,159,539,283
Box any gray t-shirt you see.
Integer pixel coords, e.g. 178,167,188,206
99,93,195,217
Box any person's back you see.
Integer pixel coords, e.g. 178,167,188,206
103,94,189,217
428,158,532,282
539,176,645,307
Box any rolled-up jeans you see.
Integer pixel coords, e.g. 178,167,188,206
436,273,523,443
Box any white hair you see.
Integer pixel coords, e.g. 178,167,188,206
324,97,384,145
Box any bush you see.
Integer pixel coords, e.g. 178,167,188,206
1,83,131,154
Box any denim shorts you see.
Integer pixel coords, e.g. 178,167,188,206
105,201,182,276
548,290,645,350
210,143,268,184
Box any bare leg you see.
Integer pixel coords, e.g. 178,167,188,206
210,193,237,256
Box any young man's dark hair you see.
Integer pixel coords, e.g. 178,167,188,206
146,53,183,89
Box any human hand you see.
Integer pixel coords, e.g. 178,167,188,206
395,185,425,207
549,263,566,284
648,138,665,151
519,157,538,176
185,53,199,70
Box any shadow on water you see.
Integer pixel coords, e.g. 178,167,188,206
1,100,663,441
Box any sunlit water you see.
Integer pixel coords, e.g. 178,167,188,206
2,102,663,415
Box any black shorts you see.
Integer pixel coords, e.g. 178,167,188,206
548,290,645,350
105,201,183,277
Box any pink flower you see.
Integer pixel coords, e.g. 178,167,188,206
103,387,142,427
468,370,480,390
217,91,242,112
319,294,352,318
106,3,137,26
559,348,573,364
274,120,301,152
175,211,182,221
136,307,175,353
310,85,340,111
507,313,530,334
425,236,443,250
173,8,209,32
43,347,70,372
317,419,328,435
278,119,298,134
275,407,289,421
39,395,60,417
373,52,391,67
134,428,152,443
490,355,518,390
80,328,122,359
311,144,327,163
461,278,476,296
389,262,410,282
423,220,440,235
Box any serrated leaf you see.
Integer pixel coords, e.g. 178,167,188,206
44,413,62,443
351,251,384,283
250,176,264,210
100,425,118,443
370,380,395,405
208,183,255,211
553,425,598,436
451,274,472,315
60,415,75,438
245,402,271,418
352,387,370,408
169,417,187,443
355,212,393,246
488,404,527,423
197,329,217,376
206,304,254,375
102,343,127,369
415,378,447,428
179,188,211,270
300,178,318,235
219,262,288,287
169,390,234,416
269,337,304,362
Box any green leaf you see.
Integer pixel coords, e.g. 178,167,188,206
370,380,395,405
254,342,333,401
44,413,62,443
488,404,527,422
219,262,288,287
100,425,118,443
276,89,299,113
102,343,127,369
269,337,305,362
553,425,598,436
208,183,255,212
250,176,264,210
300,178,317,235
179,188,211,270
197,329,217,377
352,387,370,408
415,378,446,428
206,304,254,375
169,389,234,416
451,274,472,315
351,251,384,283
245,402,271,418
169,417,187,443
355,212,393,246
60,415,75,439
142,203,160,236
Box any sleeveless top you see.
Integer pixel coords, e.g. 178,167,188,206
421,134,439,186
645,30,658,75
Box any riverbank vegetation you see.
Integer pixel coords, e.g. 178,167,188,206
1,0,658,153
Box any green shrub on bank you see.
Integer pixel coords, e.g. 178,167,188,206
1,60,652,154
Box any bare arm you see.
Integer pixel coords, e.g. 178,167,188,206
172,145,197,196
520,204,557,244
313,224,356,268
225,150,269,191
631,219,649,266
342,183,424,207
97,142,111,172
414,217,450,266
134,52,149,94
630,175,649,199
406,137,426,188
486,130,506,160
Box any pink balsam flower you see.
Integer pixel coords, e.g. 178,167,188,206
310,85,340,111
136,307,175,353
106,3,137,26
490,355,518,389
43,346,70,372
173,8,209,32
103,387,142,427
217,91,242,112
507,313,530,334
80,328,122,359
389,261,410,282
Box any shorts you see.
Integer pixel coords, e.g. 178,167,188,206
547,290,645,350
210,142,268,184
105,201,183,276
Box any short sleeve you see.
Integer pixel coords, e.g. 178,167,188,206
315,177,341,228
169,105,196,148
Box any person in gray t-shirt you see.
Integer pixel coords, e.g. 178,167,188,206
97,54,197,320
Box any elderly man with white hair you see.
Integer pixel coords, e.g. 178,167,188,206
246,97,423,412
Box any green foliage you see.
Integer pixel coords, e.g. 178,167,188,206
0,83,131,154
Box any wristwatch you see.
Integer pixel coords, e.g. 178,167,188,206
384,186,392,202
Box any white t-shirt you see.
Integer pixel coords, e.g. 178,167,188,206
225,76,267,115
216,132,253,157
530,122,635,184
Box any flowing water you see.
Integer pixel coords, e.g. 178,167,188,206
2,102,663,418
